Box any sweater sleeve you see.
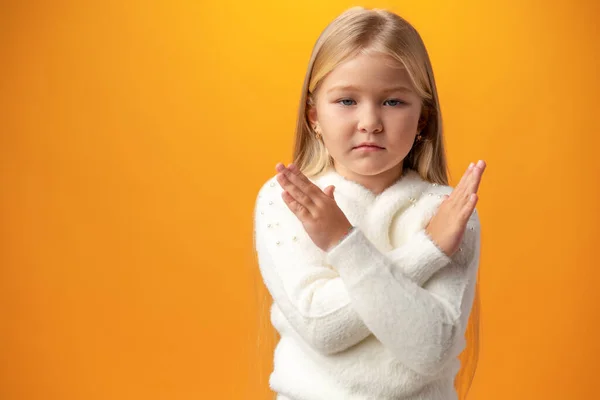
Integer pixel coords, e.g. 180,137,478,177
325,211,481,377
254,182,370,354
253,178,458,356
384,229,453,286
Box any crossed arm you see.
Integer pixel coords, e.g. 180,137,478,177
253,186,480,376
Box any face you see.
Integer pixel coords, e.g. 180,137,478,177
308,52,424,188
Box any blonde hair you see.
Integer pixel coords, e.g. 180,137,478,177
254,6,481,400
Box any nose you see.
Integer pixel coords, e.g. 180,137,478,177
357,104,383,134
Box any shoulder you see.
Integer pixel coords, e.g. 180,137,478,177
255,174,282,203
422,180,454,197
413,180,452,214
253,174,323,259
254,174,305,232
254,174,285,219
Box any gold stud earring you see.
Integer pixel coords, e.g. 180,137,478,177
313,124,322,140
416,132,423,142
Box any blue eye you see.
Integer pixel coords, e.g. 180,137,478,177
338,99,356,106
337,99,406,106
384,99,405,106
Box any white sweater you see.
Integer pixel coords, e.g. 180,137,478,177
253,166,481,400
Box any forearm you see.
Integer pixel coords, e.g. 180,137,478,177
326,222,480,376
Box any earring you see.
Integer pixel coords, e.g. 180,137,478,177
313,124,322,140
416,133,423,142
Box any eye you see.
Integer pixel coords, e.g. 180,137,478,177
384,99,406,106
337,99,356,106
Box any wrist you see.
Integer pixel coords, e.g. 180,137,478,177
327,225,355,252
423,228,449,257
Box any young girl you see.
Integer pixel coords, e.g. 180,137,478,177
253,6,486,400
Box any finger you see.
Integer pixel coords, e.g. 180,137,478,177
457,162,475,189
275,163,317,212
450,162,475,200
324,185,335,199
277,172,316,214
284,164,323,205
459,193,478,221
275,162,286,172
286,163,319,194
281,190,311,219
466,160,486,194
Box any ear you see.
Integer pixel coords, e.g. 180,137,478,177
307,104,318,126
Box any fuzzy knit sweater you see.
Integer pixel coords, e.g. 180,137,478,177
253,165,481,400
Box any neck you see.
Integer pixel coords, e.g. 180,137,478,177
332,161,405,195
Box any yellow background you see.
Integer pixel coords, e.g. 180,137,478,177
1,0,599,399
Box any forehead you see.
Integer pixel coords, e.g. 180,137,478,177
321,53,414,93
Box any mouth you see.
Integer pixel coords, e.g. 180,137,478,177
354,145,384,149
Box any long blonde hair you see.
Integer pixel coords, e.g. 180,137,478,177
254,6,480,400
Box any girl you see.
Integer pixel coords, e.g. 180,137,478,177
253,6,486,400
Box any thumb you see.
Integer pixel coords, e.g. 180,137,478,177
324,185,336,199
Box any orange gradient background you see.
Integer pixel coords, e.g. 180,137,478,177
1,1,599,399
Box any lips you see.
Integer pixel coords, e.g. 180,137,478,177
355,145,384,149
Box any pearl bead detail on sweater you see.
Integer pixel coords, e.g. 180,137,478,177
252,168,481,400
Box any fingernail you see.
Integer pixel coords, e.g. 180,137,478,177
477,160,485,168
468,162,474,170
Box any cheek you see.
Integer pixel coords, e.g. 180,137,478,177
318,103,344,119
318,106,354,128
387,109,421,131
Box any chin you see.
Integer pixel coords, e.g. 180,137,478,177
344,160,402,176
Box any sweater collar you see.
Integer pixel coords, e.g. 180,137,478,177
314,165,428,209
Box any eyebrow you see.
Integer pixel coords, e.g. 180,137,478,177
326,84,413,94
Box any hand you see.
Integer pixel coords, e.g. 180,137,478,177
425,160,486,257
275,162,353,252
